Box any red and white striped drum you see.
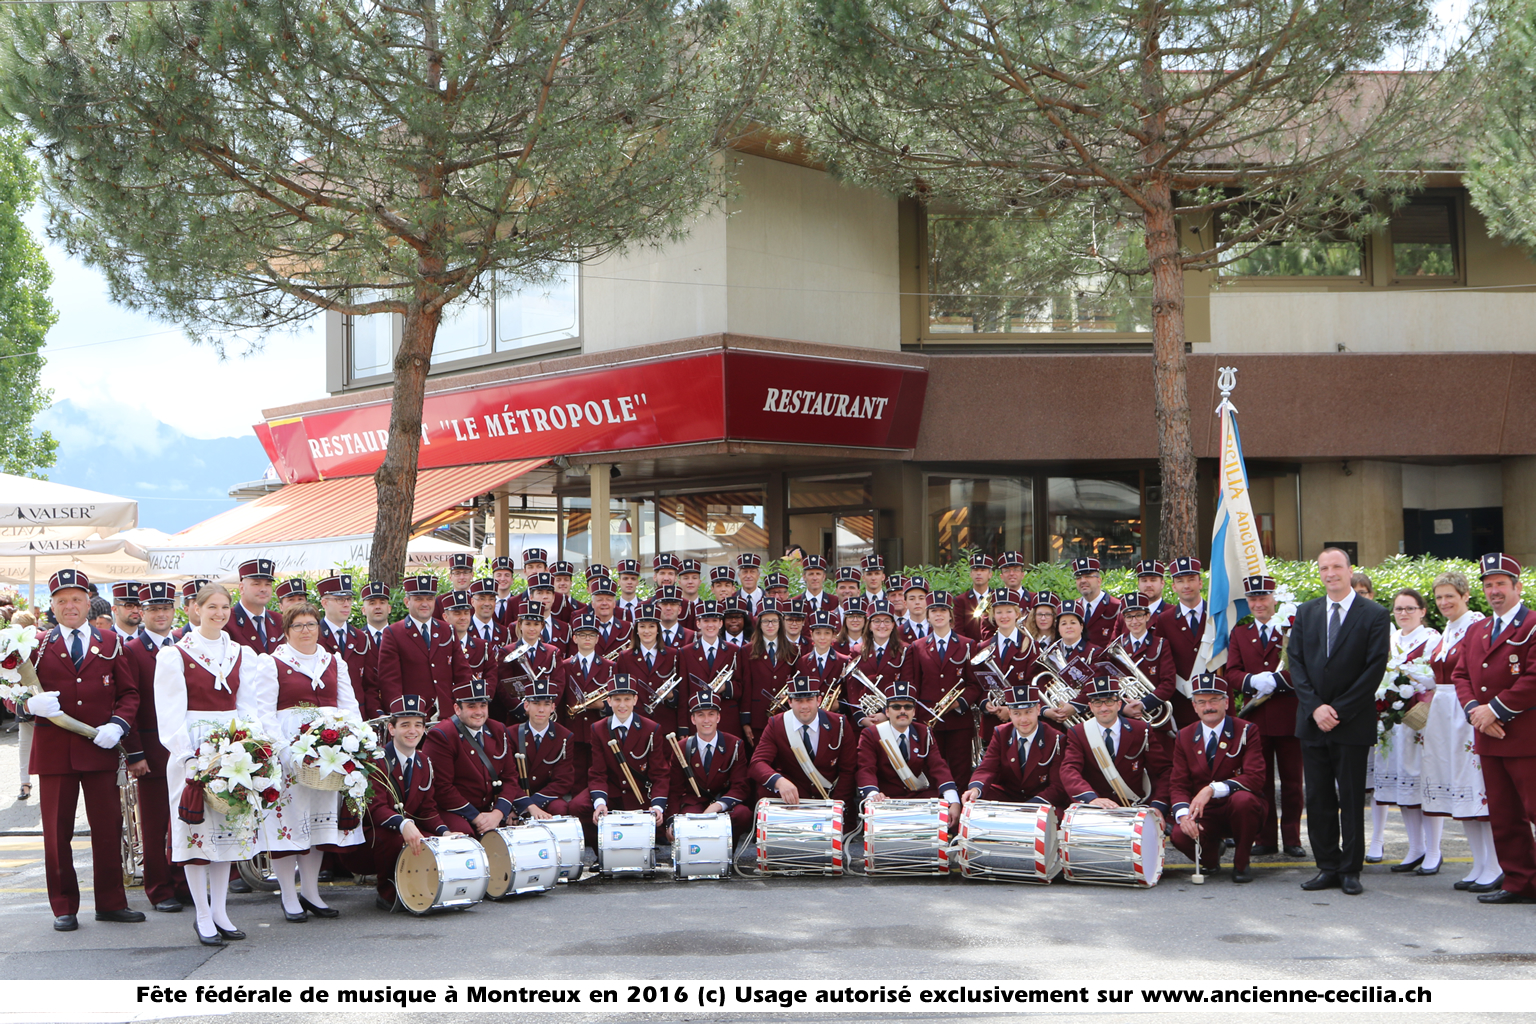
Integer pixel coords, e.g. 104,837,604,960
958,800,1059,884
1060,805,1163,888
754,798,844,876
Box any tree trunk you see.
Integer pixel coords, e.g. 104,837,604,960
369,302,441,586
1144,182,1199,560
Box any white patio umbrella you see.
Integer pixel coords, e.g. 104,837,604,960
0,474,141,606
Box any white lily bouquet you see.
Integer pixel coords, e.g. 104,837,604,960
0,624,43,700
187,718,281,821
1374,651,1436,749
289,707,378,812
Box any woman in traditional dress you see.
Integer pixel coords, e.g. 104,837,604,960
1369,588,1439,870
254,603,365,921
154,584,265,946
1421,571,1500,889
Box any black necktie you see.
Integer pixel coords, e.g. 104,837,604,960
1328,602,1342,655
403,756,414,791
1492,616,1504,642
1000,638,1012,659
70,629,84,669
646,651,654,669
1103,727,1115,758
255,616,267,646
421,623,432,652
767,643,776,660
484,624,493,644
497,599,506,619
1205,729,1219,765
703,743,714,774
615,725,627,744
801,724,815,759
936,638,946,660
707,647,716,670
899,732,909,762
161,636,173,648
582,658,591,679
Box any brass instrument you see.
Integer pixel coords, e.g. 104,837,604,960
824,681,843,713
857,691,888,719
1103,635,1174,729
764,683,792,716
499,641,543,701
643,674,681,714
601,647,625,663
972,590,993,623
928,680,968,725
1030,641,1086,727
705,662,735,695
1239,622,1289,719
571,684,612,715
118,754,142,888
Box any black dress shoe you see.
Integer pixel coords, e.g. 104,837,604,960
1232,868,1254,884
215,926,246,940
1301,872,1341,891
1390,855,1425,873
53,914,78,932
228,877,252,894
299,895,339,919
1416,860,1442,876
1454,879,1477,891
282,908,308,923
1250,844,1279,857
1223,838,1235,849
193,920,224,947
153,899,183,913
1478,890,1536,905
1470,874,1506,894
1284,845,1308,858
374,897,397,913
95,909,147,923
1341,873,1363,895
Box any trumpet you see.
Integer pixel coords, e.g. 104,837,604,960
705,662,735,695
1103,635,1173,729
1030,641,1086,726
763,683,791,716
824,680,843,712
570,684,612,715
972,591,993,622
643,673,681,714
601,647,625,663
928,679,969,724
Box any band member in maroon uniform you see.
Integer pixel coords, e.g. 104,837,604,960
173,579,212,640
709,565,740,604
523,573,571,651
677,560,704,631
494,603,561,726
315,573,379,718
569,674,671,848
952,553,995,643
122,582,189,914
225,558,282,654
110,581,142,640
614,605,681,738
796,610,852,721
1061,671,1171,820
586,577,633,656
746,601,798,742
965,684,1068,807
995,551,1032,607
559,612,616,775
511,678,578,819
849,598,911,727
652,552,680,590
666,692,752,841
1223,574,1304,857
275,579,309,617
799,556,838,621
468,578,508,652
975,591,1036,734
1071,557,1124,648
25,569,146,932
678,601,745,740
613,560,645,621
749,673,858,808
1170,672,1269,882
857,679,960,825
434,553,476,620
374,575,472,718
1452,554,1536,905
361,694,458,912
1115,593,1179,728
422,679,522,837
860,555,889,603
444,591,494,684
489,556,519,629
899,577,930,644
655,586,694,649
1159,556,1209,728
1136,560,1170,618
911,592,982,788
737,554,766,615
550,561,582,623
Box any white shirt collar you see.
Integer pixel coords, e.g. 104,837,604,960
610,714,636,731
409,616,434,632
1202,718,1228,744
1327,590,1357,618
789,711,820,740
392,742,417,764
143,628,173,645
1015,726,1038,749
996,630,1021,646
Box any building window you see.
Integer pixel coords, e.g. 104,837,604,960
927,476,1035,564
348,308,395,381
432,266,581,370
1048,473,1141,569
1220,238,1364,277
654,490,767,567
925,213,1151,335
1390,198,1458,279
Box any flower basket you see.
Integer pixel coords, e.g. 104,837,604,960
289,708,379,809
187,718,281,823
1400,700,1431,733
297,762,347,792
1374,651,1435,752
204,788,234,816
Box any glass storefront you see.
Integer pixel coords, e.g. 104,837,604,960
1047,473,1142,569
927,476,1034,563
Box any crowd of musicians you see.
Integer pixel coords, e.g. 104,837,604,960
18,545,1536,943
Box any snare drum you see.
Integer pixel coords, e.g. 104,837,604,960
395,835,490,915
537,815,586,883
481,824,559,898
598,810,657,877
958,800,1059,883
754,798,844,876
671,813,734,880
861,797,950,876
1060,805,1164,888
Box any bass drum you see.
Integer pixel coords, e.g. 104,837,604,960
395,835,490,914
958,800,1059,884
755,798,844,876
1060,805,1164,888
671,814,733,880
481,825,560,898
537,815,586,883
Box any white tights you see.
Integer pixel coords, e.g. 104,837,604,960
1462,820,1501,886
274,849,330,913
182,861,235,937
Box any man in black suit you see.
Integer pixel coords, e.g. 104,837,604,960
1288,547,1391,895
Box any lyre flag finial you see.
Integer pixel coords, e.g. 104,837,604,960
1217,366,1238,401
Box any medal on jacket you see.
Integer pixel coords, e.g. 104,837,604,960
1512,654,1520,674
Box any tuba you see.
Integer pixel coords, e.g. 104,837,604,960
1103,635,1174,729
1029,640,1086,727
118,754,142,889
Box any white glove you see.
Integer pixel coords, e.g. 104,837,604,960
1250,673,1278,697
92,722,125,749
26,691,61,718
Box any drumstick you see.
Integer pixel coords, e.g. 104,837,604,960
514,752,530,795
666,732,702,798
608,738,647,804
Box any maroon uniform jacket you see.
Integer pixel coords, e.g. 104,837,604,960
746,648,798,737
557,653,615,743
1452,606,1536,758
225,602,282,655
1061,717,1171,812
467,617,510,653
658,624,695,651
374,618,472,720
28,626,139,775
550,592,582,625
850,642,913,723
798,592,840,628
492,593,522,631
969,723,1068,806
899,617,932,645
1158,601,1209,680
952,589,996,644
509,720,578,813
1082,593,1126,649
492,639,562,725
422,716,523,821
122,631,172,770
856,720,958,800
677,595,704,632
535,617,573,654
677,639,746,738
1169,715,1267,817
910,633,982,735
795,647,852,716
1116,630,1178,711
591,618,634,659
587,714,672,811
319,620,380,718
668,730,751,814
453,630,495,681
367,746,449,836
749,709,858,805
1223,620,1296,737
614,646,681,736
975,631,1037,699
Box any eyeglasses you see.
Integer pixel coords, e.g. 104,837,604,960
887,703,917,712
288,622,320,631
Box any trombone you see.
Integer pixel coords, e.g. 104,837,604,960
1103,635,1174,729
1030,640,1086,727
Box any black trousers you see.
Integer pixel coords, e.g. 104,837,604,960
1301,740,1370,875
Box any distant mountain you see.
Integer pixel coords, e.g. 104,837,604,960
34,400,274,533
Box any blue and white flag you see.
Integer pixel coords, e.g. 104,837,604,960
1194,397,1268,674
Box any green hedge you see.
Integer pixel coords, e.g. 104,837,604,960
232,554,1526,634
